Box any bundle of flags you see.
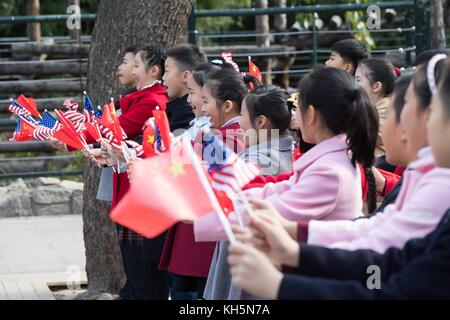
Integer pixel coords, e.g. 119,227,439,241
201,129,260,220
141,107,172,158
109,128,259,239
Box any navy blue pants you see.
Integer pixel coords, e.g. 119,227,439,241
119,244,169,300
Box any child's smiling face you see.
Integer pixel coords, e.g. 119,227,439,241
202,84,222,129
187,74,205,118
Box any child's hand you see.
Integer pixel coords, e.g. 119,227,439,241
126,156,142,181
246,204,300,268
228,242,283,300
247,198,298,239
83,148,109,166
49,138,66,151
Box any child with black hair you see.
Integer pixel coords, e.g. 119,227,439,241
325,38,369,75
203,85,294,300
355,58,398,158
162,44,208,134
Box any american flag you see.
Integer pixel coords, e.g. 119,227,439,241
83,94,95,125
63,98,79,111
201,129,259,195
221,52,240,73
100,125,124,150
64,110,84,133
126,140,144,157
8,99,32,118
94,109,103,119
33,111,61,141
9,118,21,142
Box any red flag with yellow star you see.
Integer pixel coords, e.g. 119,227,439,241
152,108,171,152
110,141,216,238
248,56,262,82
142,122,157,157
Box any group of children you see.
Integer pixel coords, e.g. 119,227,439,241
52,37,450,299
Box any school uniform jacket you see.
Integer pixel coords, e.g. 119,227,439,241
278,208,450,299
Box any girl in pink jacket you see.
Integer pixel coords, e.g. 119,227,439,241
194,67,380,241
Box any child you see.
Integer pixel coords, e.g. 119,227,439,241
96,47,139,203
227,58,450,299
325,39,369,75
204,85,294,300
112,44,169,300
194,67,379,248
158,64,247,300
355,58,398,158
162,44,208,134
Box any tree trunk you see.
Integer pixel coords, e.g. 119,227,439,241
431,0,446,49
255,0,271,84
81,0,194,298
26,0,41,43
273,0,287,31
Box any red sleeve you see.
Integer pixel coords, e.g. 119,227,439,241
297,221,309,242
378,168,401,196
359,164,368,201
118,98,163,140
242,171,293,190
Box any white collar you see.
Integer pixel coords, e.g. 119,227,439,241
221,116,241,128
140,80,161,91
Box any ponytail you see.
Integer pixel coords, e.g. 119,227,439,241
364,167,378,213
346,88,379,167
348,88,378,213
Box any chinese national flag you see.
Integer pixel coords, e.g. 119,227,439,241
110,142,216,238
248,56,262,82
12,118,35,142
142,123,157,157
17,94,40,118
55,109,85,149
99,103,114,128
85,121,102,142
54,129,83,150
153,108,171,152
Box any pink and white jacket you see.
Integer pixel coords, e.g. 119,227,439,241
194,134,363,242
307,147,450,253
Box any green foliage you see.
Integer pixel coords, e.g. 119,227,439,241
0,0,99,38
196,0,253,36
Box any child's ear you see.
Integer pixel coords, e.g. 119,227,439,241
256,115,268,129
182,70,191,84
373,81,383,95
307,104,316,125
223,100,234,114
343,63,352,74
151,65,161,78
